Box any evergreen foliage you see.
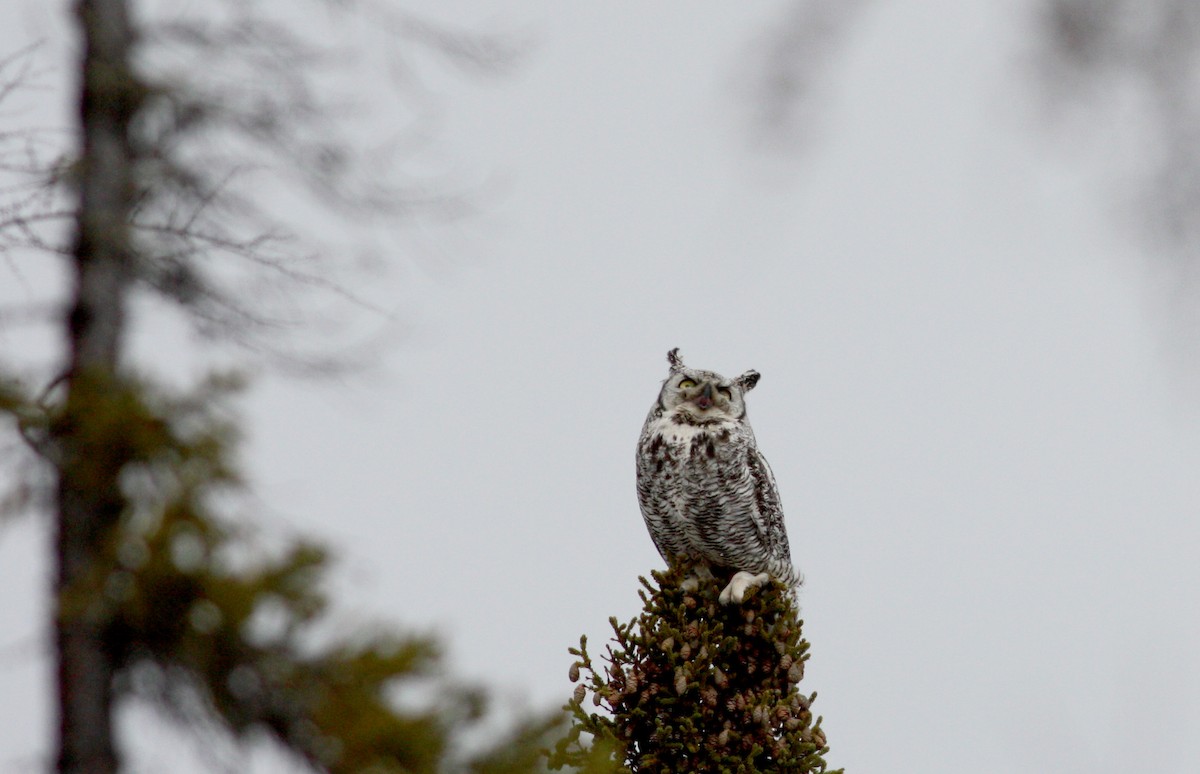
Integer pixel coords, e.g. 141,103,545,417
0,2,553,771
551,561,839,774
1,372,554,773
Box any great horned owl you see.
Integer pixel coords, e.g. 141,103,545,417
636,348,798,604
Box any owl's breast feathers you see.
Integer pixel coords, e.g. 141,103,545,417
636,408,796,587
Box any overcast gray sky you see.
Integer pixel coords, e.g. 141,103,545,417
3,1,1200,772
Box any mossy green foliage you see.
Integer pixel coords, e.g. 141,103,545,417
551,563,840,774
2,372,551,773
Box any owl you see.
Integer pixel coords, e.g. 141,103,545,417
636,348,799,604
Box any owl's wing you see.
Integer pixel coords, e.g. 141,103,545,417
744,445,797,586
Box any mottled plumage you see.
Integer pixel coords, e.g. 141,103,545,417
636,348,798,603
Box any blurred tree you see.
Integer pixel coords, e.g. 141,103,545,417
0,1,552,773
550,560,839,774
1035,0,1200,249
754,0,1200,254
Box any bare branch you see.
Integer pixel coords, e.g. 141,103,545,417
742,0,871,151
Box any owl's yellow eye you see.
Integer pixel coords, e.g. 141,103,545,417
679,379,696,389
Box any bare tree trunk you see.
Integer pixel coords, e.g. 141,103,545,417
55,0,141,771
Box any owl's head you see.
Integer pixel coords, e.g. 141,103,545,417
657,348,760,420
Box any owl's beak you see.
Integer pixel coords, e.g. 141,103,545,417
694,383,714,410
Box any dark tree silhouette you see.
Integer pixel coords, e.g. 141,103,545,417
0,2,551,773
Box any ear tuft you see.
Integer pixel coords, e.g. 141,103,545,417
667,348,685,372
737,369,760,392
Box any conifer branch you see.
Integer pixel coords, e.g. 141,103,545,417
552,560,840,774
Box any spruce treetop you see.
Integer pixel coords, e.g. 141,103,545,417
552,560,840,774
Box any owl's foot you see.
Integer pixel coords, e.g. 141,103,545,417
719,571,771,605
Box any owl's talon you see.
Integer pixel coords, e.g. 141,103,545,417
719,571,771,605
681,577,700,592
